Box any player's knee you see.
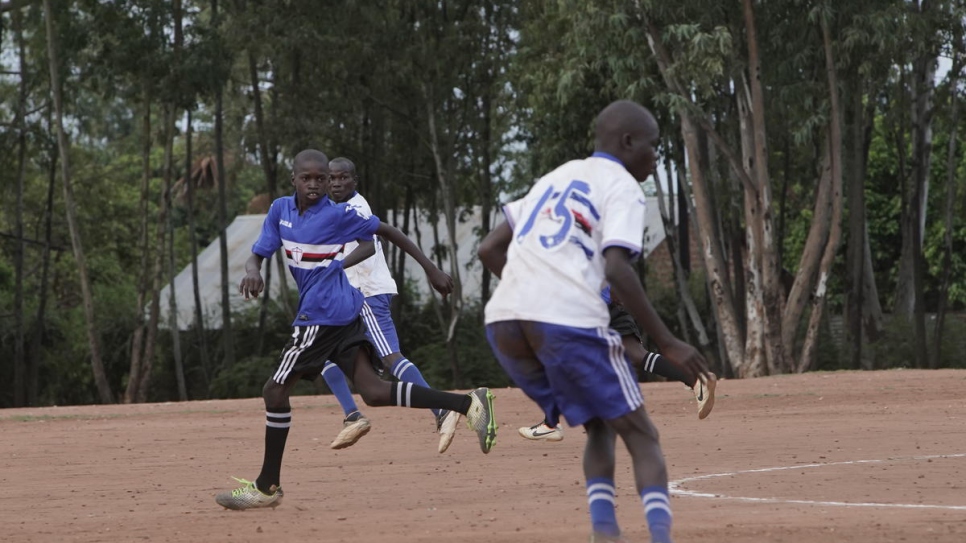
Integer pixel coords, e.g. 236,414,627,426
358,386,390,407
262,379,286,408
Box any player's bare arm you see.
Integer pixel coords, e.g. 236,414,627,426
478,220,512,279
603,246,711,382
342,239,376,269
375,221,453,297
239,253,266,300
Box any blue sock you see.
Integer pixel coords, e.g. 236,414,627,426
640,486,672,543
390,358,439,417
320,362,358,417
586,477,620,537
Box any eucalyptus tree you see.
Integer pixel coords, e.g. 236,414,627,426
513,0,899,377
43,0,114,402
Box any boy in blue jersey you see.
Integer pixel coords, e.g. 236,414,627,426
317,157,452,453
478,101,710,543
214,149,497,511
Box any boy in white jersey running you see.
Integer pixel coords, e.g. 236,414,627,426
319,157,452,452
478,101,710,543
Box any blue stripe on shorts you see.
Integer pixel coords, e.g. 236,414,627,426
485,320,643,426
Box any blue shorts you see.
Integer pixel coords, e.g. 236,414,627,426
360,293,400,358
485,320,644,427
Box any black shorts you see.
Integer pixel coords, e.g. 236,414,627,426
608,303,642,342
272,317,380,384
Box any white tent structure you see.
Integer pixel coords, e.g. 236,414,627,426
158,197,671,331
158,215,285,331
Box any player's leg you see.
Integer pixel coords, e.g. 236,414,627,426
583,417,621,541
612,303,715,419
518,405,564,441
606,408,673,543
321,361,371,450
335,318,496,454
523,322,659,541
362,295,447,426
634,342,715,420
216,325,326,510
320,361,361,417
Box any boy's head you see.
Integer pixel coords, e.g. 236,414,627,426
328,157,358,204
291,149,330,208
593,100,660,182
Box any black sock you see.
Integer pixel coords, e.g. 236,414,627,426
256,408,290,492
642,352,696,388
389,382,471,413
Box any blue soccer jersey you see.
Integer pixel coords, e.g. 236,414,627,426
251,195,380,326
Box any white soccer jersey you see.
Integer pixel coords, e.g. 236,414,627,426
342,192,399,297
484,154,646,328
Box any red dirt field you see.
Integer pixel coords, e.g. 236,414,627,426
2,369,965,543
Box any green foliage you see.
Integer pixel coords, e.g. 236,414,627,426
3,0,966,407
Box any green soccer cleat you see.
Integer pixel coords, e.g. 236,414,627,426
215,477,283,510
465,387,497,454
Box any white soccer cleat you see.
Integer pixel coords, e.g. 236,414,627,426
330,411,371,449
437,410,461,453
518,421,563,442
694,373,716,420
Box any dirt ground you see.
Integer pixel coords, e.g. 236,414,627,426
2,368,965,543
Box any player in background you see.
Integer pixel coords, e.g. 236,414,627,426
519,286,715,442
318,157,453,452
478,101,710,543
214,149,496,511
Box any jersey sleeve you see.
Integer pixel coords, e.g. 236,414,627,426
348,195,373,218
333,203,381,244
251,200,283,258
501,198,526,230
600,177,646,258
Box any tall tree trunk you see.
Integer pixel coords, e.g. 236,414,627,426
44,0,113,403
895,15,938,328
645,18,747,375
845,80,869,370
653,152,711,351
845,81,884,370
184,111,210,385
736,79,768,376
12,6,28,406
125,89,153,403
932,57,962,369
424,85,463,387
783,143,833,356
169,0,187,400
212,0,235,368
742,0,787,374
798,17,845,372
249,50,279,355
30,140,58,405
478,88,494,304
892,58,932,368
137,106,177,402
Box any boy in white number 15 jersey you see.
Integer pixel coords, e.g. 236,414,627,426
478,100,711,543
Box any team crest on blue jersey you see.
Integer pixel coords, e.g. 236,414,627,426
290,246,303,265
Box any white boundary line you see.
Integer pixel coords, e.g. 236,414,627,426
669,453,966,511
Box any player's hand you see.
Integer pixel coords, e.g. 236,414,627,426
661,337,712,384
238,272,265,300
427,268,454,298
